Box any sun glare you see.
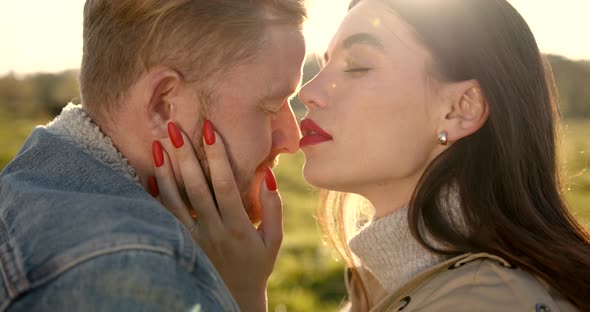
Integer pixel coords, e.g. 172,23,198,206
303,0,349,56
302,0,590,60
0,0,589,74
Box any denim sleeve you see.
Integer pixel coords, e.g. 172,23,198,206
7,250,238,312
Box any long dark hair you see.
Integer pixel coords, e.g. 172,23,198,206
333,0,590,309
383,0,590,308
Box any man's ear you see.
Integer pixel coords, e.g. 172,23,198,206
439,80,489,143
143,67,184,139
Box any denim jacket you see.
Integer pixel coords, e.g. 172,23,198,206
0,106,238,311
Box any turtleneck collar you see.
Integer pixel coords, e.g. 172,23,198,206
45,103,141,185
348,205,452,294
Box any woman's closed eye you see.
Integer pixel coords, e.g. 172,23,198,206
344,67,371,73
344,57,372,75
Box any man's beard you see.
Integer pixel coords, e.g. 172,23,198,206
240,153,280,224
191,89,280,223
194,140,279,224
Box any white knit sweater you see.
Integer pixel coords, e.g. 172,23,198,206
348,206,452,294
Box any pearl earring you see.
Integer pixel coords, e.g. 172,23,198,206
437,131,448,145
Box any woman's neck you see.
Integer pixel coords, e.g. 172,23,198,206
356,177,418,219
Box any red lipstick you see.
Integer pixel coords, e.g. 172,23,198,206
299,119,333,148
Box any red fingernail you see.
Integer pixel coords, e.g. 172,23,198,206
152,141,164,168
203,120,216,145
168,122,184,148
190,208,197,219
265,167,277,191
148,176,159,197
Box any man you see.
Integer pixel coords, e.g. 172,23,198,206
0,0,306,310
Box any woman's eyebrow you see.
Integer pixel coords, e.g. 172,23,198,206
324,32,385,62
341,32,385,50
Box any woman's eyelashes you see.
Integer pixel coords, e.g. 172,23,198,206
344,67,371,73
344,65,371,77
344,57,371,75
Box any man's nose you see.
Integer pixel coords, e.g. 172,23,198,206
271,102,301,154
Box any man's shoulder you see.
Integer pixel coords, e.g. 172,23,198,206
3,238,238,312
0,126,180,261
1,126,142,197
0,188,234,311
0,127,232,310
2,184,196,276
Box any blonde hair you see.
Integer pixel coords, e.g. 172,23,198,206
80,0,306,116
318,190,374,311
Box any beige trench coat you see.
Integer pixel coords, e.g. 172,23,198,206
346,253,579,312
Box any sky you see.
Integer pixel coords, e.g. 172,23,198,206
0,0,589,75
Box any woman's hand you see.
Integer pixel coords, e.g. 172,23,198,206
151,121,283,312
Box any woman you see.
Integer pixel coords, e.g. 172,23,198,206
153,0,590,310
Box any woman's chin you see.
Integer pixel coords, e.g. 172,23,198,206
302,162,338,191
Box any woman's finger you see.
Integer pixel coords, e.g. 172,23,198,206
201,120,251,232
257,167,283,254
152,140,194,228
167,122,222,230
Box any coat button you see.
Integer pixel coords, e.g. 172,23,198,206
498,260,517,269
448,262,466,270
398,296,411,311
535,303,551,312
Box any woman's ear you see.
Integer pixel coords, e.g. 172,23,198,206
439,80,489,143
143,67,184,139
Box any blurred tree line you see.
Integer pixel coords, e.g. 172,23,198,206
0,70,79,118
0,54,588,119
549,55,590,118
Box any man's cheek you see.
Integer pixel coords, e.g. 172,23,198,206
193,144,210,178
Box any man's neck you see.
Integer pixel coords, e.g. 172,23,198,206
85,104,151,188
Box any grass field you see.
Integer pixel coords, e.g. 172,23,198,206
1,115,589,311
561,121,590,225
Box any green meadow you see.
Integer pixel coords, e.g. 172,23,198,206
1,116,589,312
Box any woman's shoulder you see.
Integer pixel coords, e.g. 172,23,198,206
372,252,578,312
